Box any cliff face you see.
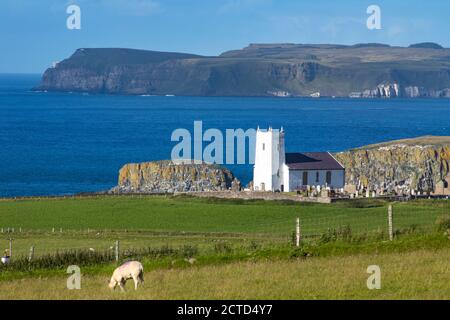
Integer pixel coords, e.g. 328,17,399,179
36,44,450,97
112,160,240,193
334,136,450,193
349,82,450,98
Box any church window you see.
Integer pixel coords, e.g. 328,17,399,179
302,172,308,185
326,171,332,185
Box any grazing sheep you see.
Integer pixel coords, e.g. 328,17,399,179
109,261,144,291
1,250,10,265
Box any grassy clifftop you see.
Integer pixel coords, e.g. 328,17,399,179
36,43,450,97
355,135,450,149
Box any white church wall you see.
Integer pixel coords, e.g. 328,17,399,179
282,164,290,192
253,128,285,191
253,130,273,191
288,169,345,191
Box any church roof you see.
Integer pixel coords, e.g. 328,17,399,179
285,152,344,170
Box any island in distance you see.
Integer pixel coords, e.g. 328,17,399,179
36,42,450,98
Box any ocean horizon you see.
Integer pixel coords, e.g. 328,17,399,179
1,73,450,197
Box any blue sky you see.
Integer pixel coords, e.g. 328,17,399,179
1,0,449,73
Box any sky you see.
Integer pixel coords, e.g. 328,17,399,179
1,0,450,73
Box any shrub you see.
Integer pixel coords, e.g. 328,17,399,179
289,246,314,259
0,245,193,272
319,225,353,243
181,245,199,258
435,215,450,232
214,242,233,254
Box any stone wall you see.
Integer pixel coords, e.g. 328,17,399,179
181,191,332,203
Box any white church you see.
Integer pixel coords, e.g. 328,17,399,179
253,127,345,192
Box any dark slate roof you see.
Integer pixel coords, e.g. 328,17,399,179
285,152,344,170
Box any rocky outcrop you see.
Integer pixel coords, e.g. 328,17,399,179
349,82,400,98
350,82,450,98
334,136,450,194
111,160,240,193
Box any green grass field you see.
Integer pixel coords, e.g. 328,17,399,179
0,196,448,299
0,245,450,300
0,195,447,232
0,196,448,257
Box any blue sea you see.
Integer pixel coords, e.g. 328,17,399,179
1,74,450,197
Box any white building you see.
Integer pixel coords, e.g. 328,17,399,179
253,127,345,192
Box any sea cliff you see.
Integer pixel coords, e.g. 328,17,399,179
111,137,450,195
36,44,450,97
111,160,240,193
335,136,450,194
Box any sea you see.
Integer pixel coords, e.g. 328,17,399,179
1,74,450,197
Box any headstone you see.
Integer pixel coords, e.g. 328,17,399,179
434,180,445,195
321,189,330,198
344,184,357,194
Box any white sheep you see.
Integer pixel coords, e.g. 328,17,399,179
109,261,144,291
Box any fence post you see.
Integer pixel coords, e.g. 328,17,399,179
296,217,301,247
9,238,12,258
388,205,394,241
28,246,34,262
115,240,120,262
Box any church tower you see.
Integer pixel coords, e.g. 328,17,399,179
253,127,285,191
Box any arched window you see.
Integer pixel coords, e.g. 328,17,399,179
302,172,308,186
326,171,332,185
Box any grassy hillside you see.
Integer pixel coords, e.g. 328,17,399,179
0,196,447,257
0,196,447,299
0,196,446,234
0,245,448,299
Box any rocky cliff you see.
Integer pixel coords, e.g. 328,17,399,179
36,43,450,97
335,136,450,194
349,82,450,98
111,160,240,193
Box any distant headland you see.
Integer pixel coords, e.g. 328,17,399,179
35,42,450,98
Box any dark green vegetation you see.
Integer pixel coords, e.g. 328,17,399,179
0,196,447,235
0,196,447,267
36,43,450,97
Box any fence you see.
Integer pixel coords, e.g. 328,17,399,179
1,202,445,264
